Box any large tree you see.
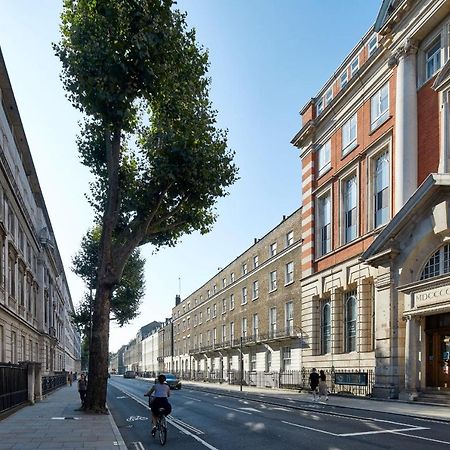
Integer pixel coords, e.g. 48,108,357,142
54,0,238,412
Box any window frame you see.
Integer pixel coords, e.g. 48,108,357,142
350,56,359,77
321,301,331,354
241,286,248,305
316,189,332,258
341,172,358,244
370,82,389,131
342,114,357,155
340,70,348,89
367,33,378,57
317,140,331,176
285,261,294,285
345,292,357,353
286,230,294,247
252,280,259,300
269,270,277,292
425,36,441,81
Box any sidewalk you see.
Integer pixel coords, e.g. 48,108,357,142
171,379,450,423
0,384,126,450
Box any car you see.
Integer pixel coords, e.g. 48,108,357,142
157,373,181,389
124,370,136,379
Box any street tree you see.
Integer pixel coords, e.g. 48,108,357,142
54,0,238,412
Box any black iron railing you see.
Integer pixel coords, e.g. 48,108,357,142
42,373,67,395
0,363,28,413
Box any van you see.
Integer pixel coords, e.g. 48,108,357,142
124,370,136,379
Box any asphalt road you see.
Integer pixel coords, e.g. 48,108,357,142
107,376,450,450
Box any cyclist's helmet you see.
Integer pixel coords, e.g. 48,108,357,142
158,374,166,383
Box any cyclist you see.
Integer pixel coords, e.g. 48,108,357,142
145,374,172,436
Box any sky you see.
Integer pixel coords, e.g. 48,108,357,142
0,0,381,353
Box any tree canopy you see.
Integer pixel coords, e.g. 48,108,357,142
54,0,238,412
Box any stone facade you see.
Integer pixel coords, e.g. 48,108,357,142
0,49,80,374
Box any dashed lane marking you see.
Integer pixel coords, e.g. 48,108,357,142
214,404,252,415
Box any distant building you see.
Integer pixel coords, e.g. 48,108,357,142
0,48,80,373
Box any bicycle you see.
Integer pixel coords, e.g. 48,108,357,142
153,407,167,446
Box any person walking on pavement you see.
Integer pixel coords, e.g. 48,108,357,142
68,371,73,387
78,373,88,407
309,368,320,401
318,370,329,402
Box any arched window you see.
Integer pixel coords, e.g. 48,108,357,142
321,302,331,354
345,293,357,353
420,244,450,280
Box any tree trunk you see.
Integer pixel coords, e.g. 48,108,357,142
84,282,112,413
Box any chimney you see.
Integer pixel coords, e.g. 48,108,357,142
175,294,181,306
254,238,258,244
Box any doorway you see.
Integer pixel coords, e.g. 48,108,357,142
425,313,450,389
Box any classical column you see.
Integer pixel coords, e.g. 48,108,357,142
404,316,420,397
394,39,418,213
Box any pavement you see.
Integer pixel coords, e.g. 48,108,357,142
0,383,127,450
0,378,448,450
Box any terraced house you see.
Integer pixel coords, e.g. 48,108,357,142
172,209,302,387
0,48,80,380
292,0,450,401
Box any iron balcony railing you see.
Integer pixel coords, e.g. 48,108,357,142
0,363,28,413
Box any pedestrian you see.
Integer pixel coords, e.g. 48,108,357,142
318,370,328,401
68,371,73,387
309,368,319,401
78,373,87,407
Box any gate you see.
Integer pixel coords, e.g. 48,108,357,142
0,363,28,413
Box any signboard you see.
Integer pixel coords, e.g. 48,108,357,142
414,285,450,308
334,372,368,386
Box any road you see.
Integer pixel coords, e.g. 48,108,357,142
107,376,450,450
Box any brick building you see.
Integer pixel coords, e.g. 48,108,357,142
291,0,450,399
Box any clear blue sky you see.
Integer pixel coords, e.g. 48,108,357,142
0,0,381,352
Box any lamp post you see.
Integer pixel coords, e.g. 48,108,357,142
162,329,165,372
240,336,243,392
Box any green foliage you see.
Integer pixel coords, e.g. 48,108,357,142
72,228,145,329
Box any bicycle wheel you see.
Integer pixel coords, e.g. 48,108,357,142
158,415,167,446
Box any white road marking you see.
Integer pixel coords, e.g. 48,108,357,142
283,420,337,436
214,404,252,414
170,416,204,435
111,382,217,449
183,395,202,402
126,416,148,422
131,442,145,450
239,407,262,413
392,431,450,446
339,427,429,437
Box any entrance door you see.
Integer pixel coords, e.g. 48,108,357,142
426,327,450,388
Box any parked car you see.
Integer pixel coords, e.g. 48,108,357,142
124,370,136,379
156,373,181,389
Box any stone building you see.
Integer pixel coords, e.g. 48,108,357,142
172,209,302,382
291,0,450,399
0,48,80,374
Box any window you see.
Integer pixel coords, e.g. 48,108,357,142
340,70,348,89
367,34,378,57
199,311,203,324
207,289,211,298
230,272,235,283
252,313,259,338
213,328,217,346
269,307,277,338
342,114,357,155
8,252,15,297
222,278,227,288
194,314,198,327
230,294,235,310
286,230,294,247
317,192,331,257
343,175,357,243
222,298,226,314
206,307,211,320
230,322,235,342
350,56,359,76
345,292,357,352
222,324,227,343
213,284,217,294
285,262,294,284
371,83,389,131
266,351,272,372
242,317,247,338
269,270,277,291
325,87,333,105
420,244,450,280
285,301,294,335
316,98,324,116
241,287,248,304
270,242,277,257
252,280,259,300
282,347,291,370
250,352,257,371
242,263,248,275
317,140,331,176
374,151,389,228
426,37,441,80
321,302,331,354
213,303,217,318
11,331,17,364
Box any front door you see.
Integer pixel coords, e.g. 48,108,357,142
426,325,450,388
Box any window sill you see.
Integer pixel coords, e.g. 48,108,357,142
341,142,358,159
252,296,259,301
317,165,332,180
269,288,277,293
284,280,294,287
369,115,391,135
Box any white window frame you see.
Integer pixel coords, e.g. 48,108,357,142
242,263,248,275
341,172,358,244
342,114,357,155
370,82,389,131
372,150,390,229
285,262,294,285
316,189,332,257
269,270,277,292
325,86,333,106
350,56,359,76
425,36,441,81
270,242,277,257
230,294,235,310
321,301,331,354
253,255,259,269
340,70,348,89
222,298,226,314
230,272,235,283
252,280,259,300
241,317,247,338
286,230,294,247
285,301,294,335
367,33,378,57
269,307,277,338
241,286,248,305
316,97,324,116
345,291,357,353
317,140,331,176
252,313,259,338
282,346,291,370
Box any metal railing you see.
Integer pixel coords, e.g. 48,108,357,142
0,363,28,413
177,367,374,397
42,373,67,395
